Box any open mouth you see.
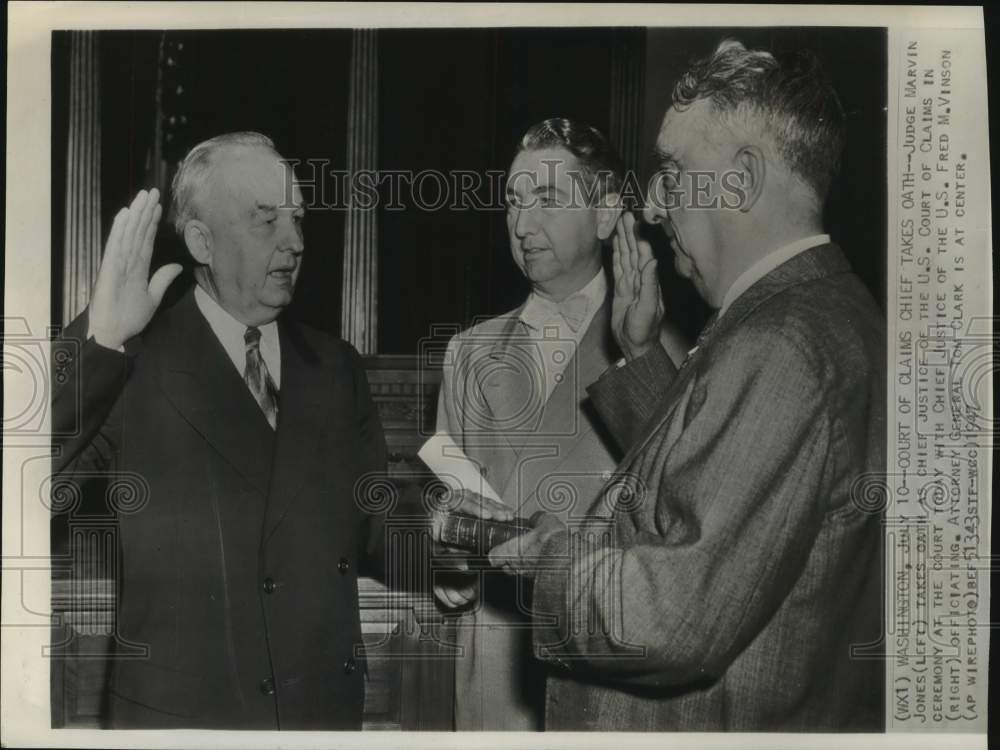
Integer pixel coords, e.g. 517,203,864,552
268,268,296,281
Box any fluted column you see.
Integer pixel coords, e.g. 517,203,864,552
62,32,102,325
341,29,379,354
609,28,646,177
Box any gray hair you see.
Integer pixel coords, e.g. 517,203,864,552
673,39,846,202
170,131,277,234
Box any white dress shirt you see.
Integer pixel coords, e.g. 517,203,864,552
194,284,281,388
518,270,607,402
717,234,831,320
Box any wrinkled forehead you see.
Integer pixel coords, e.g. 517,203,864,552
506,146,583,196
209,146,303,211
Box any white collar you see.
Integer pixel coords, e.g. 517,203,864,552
718,234,830,319
519,269,607,332
193,284,281,387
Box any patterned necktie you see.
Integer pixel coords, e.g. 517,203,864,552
244,326,279,429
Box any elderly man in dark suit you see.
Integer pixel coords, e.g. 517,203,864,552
52,132,388,729
486,40,886,731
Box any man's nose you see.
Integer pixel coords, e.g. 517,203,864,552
513,205,537,239
643,196,667,226
279,222,304,255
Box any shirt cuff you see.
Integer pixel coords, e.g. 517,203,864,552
87,329,125,353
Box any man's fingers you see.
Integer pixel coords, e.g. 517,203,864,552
624,213,640,288
635,232,654,268
434,583,476,609
612,236,629,298
137,194,162,267
486,538,515,571
129,190,157,268
148,263,184,307
615,220,634,279
120,190,149,261
487,536,525,576
616,219,639,300
638,258,661,314
102,208,129,267
454,490,513,521
622,212,639,257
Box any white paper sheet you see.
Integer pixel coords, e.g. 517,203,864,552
417,431,503,502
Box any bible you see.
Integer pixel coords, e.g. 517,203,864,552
436,510,545,554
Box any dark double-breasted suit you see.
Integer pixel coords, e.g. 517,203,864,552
52,287,387,729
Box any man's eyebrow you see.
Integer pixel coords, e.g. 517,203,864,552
531,184,567,197
654,146,680,166
252,203,277,215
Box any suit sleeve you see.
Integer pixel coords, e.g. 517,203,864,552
344,346,392,581
531,331,836,687
52,310,132,476
586,342,678,453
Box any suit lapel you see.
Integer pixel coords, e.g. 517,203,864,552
261,319,333,542
154,290,275,496
533,296,616,439
475,311,537,459
512,298,619,510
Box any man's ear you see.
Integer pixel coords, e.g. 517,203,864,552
183,220,212,265
733,145,766,212
596,192,623,240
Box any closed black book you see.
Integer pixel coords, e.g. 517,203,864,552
437,511,539,554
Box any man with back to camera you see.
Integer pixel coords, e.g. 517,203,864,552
52,132,391,729
427,118,688,730
481,40,886,731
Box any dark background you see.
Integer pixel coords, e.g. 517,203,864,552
52,27,887,353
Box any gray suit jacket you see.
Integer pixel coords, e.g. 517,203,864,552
530,244,886,731
435,294,623,730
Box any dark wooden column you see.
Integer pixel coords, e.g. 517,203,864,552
609,28,646,174
61,31,102,325
341,29,380,353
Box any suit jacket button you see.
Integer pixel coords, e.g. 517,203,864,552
259,677,275,696
263,577,276,594
480,466,488,478
338,558,350,574
343,658,357,675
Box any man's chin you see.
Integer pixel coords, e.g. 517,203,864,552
257,290,295,316
522,260,559,284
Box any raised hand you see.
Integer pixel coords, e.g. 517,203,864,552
87,188,183,350
611,212,665,360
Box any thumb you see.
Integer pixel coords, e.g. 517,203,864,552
148,264,183,307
